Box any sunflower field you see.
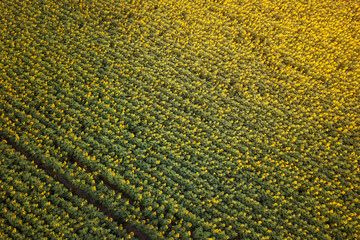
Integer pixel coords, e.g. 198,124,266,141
0,0,359,239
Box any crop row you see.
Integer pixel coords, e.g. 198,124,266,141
1,0,359,239
0,139,136,239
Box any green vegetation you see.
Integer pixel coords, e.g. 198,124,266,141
1,0,359,239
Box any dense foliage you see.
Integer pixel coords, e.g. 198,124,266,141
1,0,359,239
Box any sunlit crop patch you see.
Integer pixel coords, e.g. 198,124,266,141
0,0,359,239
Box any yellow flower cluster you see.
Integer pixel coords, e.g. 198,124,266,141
0,0,359,239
